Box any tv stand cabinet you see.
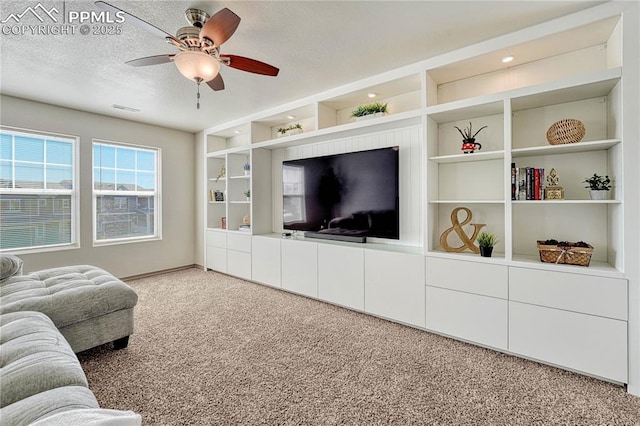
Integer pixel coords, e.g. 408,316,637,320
201,2,639,395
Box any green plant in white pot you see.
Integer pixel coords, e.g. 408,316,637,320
477,232,497,258
583,173,611,200
351,102,388,120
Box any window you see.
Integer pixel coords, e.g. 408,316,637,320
93,141,161,244
282,164,306,224
0,127,78,253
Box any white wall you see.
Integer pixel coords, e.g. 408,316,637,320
0,95,197,278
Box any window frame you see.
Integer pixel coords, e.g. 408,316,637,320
0,126,80,254
92,139,162,246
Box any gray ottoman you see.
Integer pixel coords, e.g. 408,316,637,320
0,265,138,353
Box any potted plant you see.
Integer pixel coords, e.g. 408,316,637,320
242,162,251,175
455,122,487,154
583,173,611,200
277,123,303,137
351,102,388,121
477,232,497,257
243,189,251,201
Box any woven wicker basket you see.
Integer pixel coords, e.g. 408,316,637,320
536,241,594,267
546,119,586,145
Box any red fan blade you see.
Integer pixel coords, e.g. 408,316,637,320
125,54,175,67
199,8,241,47
207,73,225,91
95,1,185,48
221,55,279,76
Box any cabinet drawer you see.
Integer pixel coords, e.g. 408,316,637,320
206,246,227,273
426,286,507,350
206,229,227,249
228,250,251,280
509,301,627,383
227,233,251,253
509,268,627,320
426,257,508,299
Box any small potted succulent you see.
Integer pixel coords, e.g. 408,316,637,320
455,122,487,154
351,102,388,121
477,232,497,257
583,173,611,200
243,189,251,201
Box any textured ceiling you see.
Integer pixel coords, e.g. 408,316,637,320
0,1,605,133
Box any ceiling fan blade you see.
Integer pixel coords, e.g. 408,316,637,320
207,74,225,91
94,1,185,48
125,54,175,67
199,8,241,47
221,55,279,76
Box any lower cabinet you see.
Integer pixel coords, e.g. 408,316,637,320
226,233,252,280
364,249,425,328
425,286,507,350
509,301,627,383
318,244,364,310
206,229,227,273
251,236,281,287
281,239,318,297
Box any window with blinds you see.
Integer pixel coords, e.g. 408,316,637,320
93,141,161,244
0,127,78,252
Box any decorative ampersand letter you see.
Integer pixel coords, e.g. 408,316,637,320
439,207,486,254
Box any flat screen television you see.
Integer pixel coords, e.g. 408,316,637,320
282,146,399,241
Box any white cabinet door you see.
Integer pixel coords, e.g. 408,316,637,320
227,250,251,280
426,286,507,350
509,301,627,383
281,239,318,297
206,229,227,248
227,233,252,253
206,246,227,273
364,250,425,328
318,244,364,310
252,237,281,287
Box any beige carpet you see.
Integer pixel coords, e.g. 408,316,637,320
78,268,640,425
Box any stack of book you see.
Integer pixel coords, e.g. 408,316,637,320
511,163,546,200
238,225,251,232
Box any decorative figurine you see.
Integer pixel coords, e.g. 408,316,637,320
545,168,565,200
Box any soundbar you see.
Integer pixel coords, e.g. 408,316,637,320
304,232,367,243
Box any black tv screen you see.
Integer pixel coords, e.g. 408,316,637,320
282,146,399,239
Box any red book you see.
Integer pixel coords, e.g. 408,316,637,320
534,168,540,200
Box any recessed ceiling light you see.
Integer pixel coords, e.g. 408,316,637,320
367,93,377,98
112,104,141,112
502,56,514,63
286,115,295,120
233,130,242,134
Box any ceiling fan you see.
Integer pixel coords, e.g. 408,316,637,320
95,1,280,108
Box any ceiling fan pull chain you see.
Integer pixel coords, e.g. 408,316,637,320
197,82,201,109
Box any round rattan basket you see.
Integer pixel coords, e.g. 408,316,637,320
546,119,585,145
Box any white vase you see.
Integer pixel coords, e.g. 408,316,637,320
355,112,385,122
589,190,609,200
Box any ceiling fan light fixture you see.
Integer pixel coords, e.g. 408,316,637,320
174,51,221,83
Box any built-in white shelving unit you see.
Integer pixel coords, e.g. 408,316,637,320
201,2,639,396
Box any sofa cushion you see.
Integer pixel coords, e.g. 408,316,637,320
0,265,137,329
0,386,99,426
0,311,89,407
0,254,23,283
30,408,142,425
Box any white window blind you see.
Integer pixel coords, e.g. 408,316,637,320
93,141,160,243
0,127,78,252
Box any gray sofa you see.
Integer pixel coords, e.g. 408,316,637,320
0,256,141,425
0,311,141,425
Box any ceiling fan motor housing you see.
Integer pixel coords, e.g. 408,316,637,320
185,8,209,28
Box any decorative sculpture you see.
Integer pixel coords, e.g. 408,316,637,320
439,207,486,254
